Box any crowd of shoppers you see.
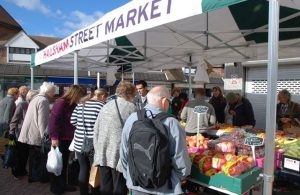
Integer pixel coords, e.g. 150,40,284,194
3,79,298,195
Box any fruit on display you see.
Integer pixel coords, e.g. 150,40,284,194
224,156,255,177
212,153,227,171
191,150,214,165
204,168,218,176
186,134,210,149
216,129,266,158
215,141,236,154
283,138,300,158
216,124,234,131
198,156,213,174
180,121,186,127
188,149,255,177
276,134,299,148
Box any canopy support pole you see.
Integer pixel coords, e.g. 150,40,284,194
121,65,124,81
132,72,135,84
188,55,192,99
264,0,279,195
97,72,100,89
30,67,34,89
74,50,78,85
144,32,147,60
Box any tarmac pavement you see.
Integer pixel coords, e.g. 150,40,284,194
0,167,79,195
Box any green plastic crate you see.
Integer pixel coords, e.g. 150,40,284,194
190,166,262,194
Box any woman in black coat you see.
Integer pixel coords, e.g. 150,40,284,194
209,86,227,123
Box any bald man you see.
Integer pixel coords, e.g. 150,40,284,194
120,86,191,195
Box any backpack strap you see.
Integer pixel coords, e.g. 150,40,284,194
154,112,171,122
137,109,155,121
137,109,146,121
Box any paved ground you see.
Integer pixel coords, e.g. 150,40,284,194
0,167,79,195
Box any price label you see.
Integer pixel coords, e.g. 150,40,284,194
244,137,264,146
193,106,209,114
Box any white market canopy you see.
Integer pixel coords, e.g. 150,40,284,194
32,0,300,73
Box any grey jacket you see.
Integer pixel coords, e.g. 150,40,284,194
181,97,216,133
18,94,50,146
93,97,136,172
0,95,16,135
120,104,191,194
9,101,28,139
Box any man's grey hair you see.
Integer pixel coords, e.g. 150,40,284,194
39,82,55,95
147,86,170,104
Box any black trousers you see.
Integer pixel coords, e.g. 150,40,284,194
28,145,49,183
76,152,94,195
50,140,71,194
12,141,29,177
99,166,127,195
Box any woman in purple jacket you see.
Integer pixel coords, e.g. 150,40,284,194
48,85,85,194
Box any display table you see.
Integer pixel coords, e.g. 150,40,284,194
188,166,262,195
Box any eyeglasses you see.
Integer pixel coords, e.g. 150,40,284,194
163,97,171,104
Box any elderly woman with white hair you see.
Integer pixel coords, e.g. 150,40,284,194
18,82,56,183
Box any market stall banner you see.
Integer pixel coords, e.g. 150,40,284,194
32,0,246,66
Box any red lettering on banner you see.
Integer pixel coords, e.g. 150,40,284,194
43,39,70,59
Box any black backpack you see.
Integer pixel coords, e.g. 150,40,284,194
128,109,172,189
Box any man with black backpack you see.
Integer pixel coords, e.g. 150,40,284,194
120,86,191,195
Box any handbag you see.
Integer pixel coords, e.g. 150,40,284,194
41,131,51,153
2,140,16,169
89,165,100,188
81,105,93,153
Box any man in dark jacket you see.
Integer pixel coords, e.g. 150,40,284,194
276,89,300,130
133,80,148,110
226,92,256,127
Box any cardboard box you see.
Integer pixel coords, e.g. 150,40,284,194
190,166,261,194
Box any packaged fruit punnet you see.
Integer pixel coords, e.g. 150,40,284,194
192,150,214,165
223,156,255,177
212,153,227,171
215,141,236,154
198,156,213,174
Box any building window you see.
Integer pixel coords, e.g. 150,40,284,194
9,47,36,54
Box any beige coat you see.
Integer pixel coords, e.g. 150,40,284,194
18,94,50,146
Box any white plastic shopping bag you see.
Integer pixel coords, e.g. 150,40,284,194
46,146,63,176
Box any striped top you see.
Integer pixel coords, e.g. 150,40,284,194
71,99,105,153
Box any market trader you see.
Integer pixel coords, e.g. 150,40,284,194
226,92,256,127
181,88,216,136
133,80,148,110
276,89,300,130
